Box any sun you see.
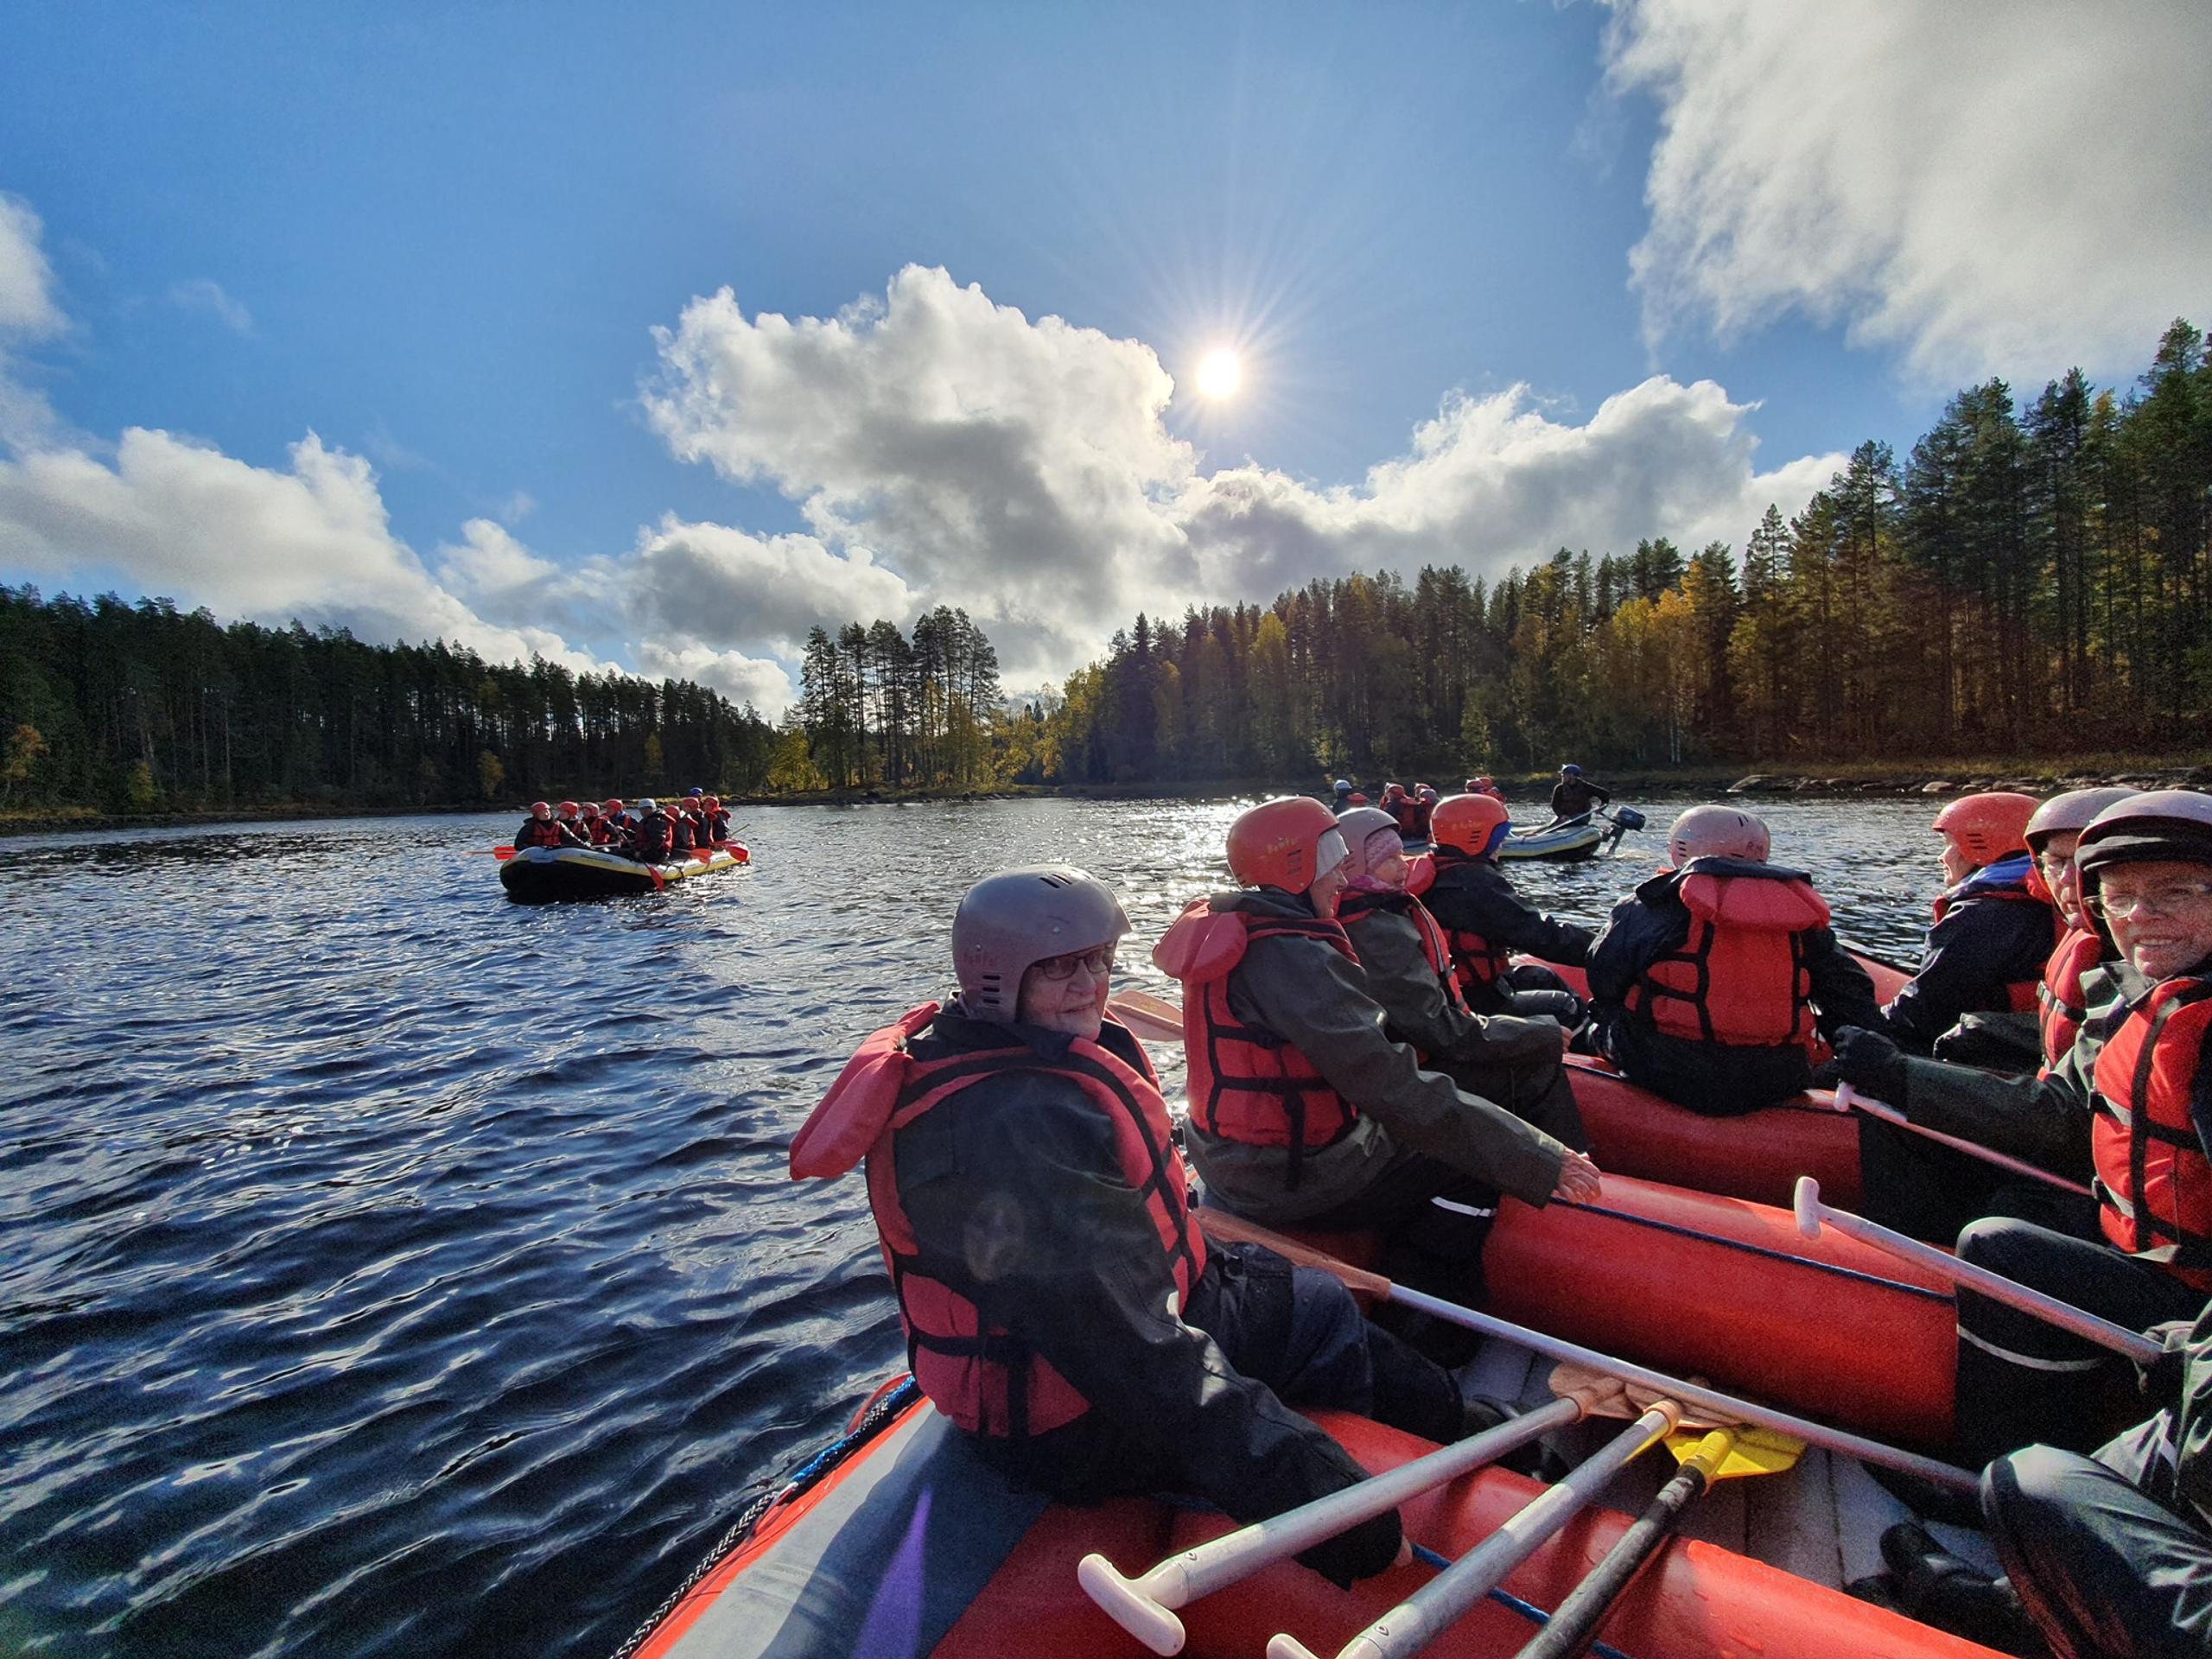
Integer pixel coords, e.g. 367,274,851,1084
1193,348,1243,400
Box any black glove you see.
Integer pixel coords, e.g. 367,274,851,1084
1828,1026,1909,1106
1295,1507,1403,1588
2136,1320,2193,1408
1471,1014,1568,1064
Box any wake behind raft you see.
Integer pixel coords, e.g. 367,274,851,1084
499,842,750,903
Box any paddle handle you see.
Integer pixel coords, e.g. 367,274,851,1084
1793,1178,2161,1363
1268,1405,1679,1659
1834,1084,2093,1197
1507,1430,1731,1659
1078,1398,1585,1656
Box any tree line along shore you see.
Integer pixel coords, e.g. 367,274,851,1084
3,318,2207,823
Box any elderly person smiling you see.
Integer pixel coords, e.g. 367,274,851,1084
1936,792,2212,1473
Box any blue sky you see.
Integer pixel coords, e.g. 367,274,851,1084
3,3,2204,709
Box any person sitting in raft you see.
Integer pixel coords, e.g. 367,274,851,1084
1547,763,1610,825
514,800,574,851
554,800,591,845
576,800,602,842
1153,796,1601,1293
667,799,699,861
590,798,626,848
1928,791,2212,1471
1422,792,1592,1026
1330,807,1586,1150
700,795,730,846
626,798,674,864
1412,784,1440,840
1330,778,1355,815
788,867,1503,1590
1879,791,2061,1056
1465,776,1505,802
1832,788,2141,1244
1978,1292,2212,1659
1380,782,1426,843
1584,805,1882,1115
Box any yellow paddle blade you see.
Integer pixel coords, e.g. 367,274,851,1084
1666,1424,1803,1481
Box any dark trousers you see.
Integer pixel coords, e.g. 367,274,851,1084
1985,1433,2212,1659
1858,1117,2091,1244
1955,1211,2204,1466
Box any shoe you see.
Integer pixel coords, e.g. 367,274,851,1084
1880,1524,2046,1656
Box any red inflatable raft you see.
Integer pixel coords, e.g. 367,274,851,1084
635,1383,1999,1659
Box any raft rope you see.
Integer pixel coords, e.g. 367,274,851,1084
1409,1541,1639,1659
1549,1198,1954,1304
602,1374,924,1659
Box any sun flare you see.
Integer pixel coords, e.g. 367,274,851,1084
1194,349,1243,400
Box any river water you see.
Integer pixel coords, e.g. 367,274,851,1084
0,794,1946,1658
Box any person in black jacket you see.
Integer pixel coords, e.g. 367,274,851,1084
790,867,1504,1590
1548,764,1610,824
513,800,570,850
1880,791,2059,1055
627,798,674,863
1422,791,1592,1024
1586,806,1881,1113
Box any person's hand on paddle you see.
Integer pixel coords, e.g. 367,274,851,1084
2135,1319,2193,1409
1550,1148,1602,1204
1827,1026,1909,1106
1294,1504,1404,1588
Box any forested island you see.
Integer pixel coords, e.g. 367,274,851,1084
4,319,2208,823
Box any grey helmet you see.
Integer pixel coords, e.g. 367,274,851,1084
1332,807,1403,882
2024,786,2139,851
2075,790,2212,887
952,866,1130,1022
1667,804,1770,866
637,798,658,812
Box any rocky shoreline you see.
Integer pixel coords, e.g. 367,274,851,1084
1727,766,2212,798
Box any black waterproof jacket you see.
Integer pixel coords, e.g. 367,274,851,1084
1879,858,2059,1054
891,1007,1377,1526
1586,858,1882,1111
1424,853,1595,969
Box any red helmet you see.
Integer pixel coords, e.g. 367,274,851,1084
1430,793,1511,859
1346,791,1370,806
1667,804,1770,865
601,798,624,814
1382,782,1407,801
1933,791,2038,868
530,800,550,815
1227,797,1349,893
702,795,721,810
556,800,579,817
579,801,600,817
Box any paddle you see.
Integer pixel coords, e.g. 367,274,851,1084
1829,1081,2093,1196
1192,1207,1979,1496
468,846,519,859
1109,989,1187,1044
1506,1407,1803,1659
1079,1395,1590,1656
1268,1395,1683,1659
1793,1176,2162,1363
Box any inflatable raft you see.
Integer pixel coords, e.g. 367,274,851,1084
1496,808,1644,863
633,1381,1996,1659
499,842,749,903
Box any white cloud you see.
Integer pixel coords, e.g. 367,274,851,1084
632,639,794,714
0,429,605,674
0,194,69,450
1605,0,2212,385
167,277,253,335
644,267,1840,685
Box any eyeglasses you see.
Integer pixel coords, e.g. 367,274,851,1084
1033,945,1116,981
2088,881,2212,921
2033,850,2073,880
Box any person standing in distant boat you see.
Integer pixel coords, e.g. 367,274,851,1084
1548,764,1609,825
790,866,1509,1591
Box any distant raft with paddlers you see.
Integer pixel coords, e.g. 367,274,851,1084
1494,806,1645,862
498,842,749,903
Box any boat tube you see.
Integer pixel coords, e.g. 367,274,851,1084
499,842,749,903
1497,808,1644,863
634,1382,1997,1659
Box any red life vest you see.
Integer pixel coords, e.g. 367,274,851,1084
2038,926,2104,1073
1386,798,1424,840
1154,899,1362,1188
1338,889,1475,1035
632,810,673,861
789,1002,1205,1439
1625,869,1830,1050
1930,863,2061,1014
516,817,568,849
2090,975,2212,1290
